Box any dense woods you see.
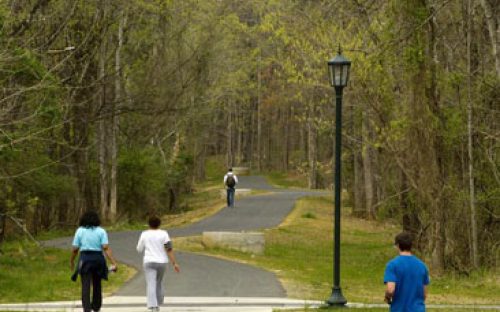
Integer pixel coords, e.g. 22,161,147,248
0,0,498,274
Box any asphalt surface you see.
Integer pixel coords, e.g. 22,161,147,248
44,176,324,298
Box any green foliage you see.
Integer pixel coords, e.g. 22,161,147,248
204,156,227,183
168,153,194,187
0,0,498,274
442,106,465,147
117,144,196,217
118,147,168,217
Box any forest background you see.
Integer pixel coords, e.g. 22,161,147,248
0,0,498,276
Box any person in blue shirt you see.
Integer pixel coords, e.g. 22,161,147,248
384,232,430,312
70,211,117,312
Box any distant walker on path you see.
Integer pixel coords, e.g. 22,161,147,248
137,216,180,312
384,232,430,312
223,168,238,208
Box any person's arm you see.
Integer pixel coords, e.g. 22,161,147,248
164,241,180,273
70,247,79,271
423,265,430,301
383,261,397,304
70,228,81,271
136,233,145,253
223,175,227,185
234,175,239,184
102,244,118,269
99,229,117,269
167,249,180,273
385,282,396,304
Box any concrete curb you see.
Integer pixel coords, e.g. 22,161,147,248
0,297,322,312
1,297,499,311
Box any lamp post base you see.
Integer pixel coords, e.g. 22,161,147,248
326,286,347,306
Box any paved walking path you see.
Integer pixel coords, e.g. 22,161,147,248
3,176,500,311
45,176,321,297
31,176,327,311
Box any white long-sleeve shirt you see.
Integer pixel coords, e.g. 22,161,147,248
223,172,238,186
136,229,171,264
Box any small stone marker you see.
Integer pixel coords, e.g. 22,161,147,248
202,231,265,255
220,188,251,198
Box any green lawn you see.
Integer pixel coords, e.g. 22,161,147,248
177,196,500,305
0,240,135,303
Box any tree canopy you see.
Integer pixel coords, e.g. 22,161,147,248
0,0,498,273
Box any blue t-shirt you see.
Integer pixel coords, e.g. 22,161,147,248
384,255,430,312
72,226,109,251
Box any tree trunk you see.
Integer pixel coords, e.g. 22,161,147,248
195,141,206,181
353,149,365,217
0,190,6,245
74,101,94,214
362,110,375,219
302,122,308,164
110,10,126,223
237,105,242,165
226,100,233,167
284,105,291,171
249,102,255,167
267,118,272,168
98,13,109,221
351,101,365,217
401,170,419,233
428,4,446,273
480,0,500,78
58,122,71,224
467,0,479,268
257,52,262,172
308,104,317,189
168,133,182,212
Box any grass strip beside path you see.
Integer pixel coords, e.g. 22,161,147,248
266,171,309,189
176,196,500,305
0,240,135,303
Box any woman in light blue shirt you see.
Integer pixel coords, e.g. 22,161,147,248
70,211,117,312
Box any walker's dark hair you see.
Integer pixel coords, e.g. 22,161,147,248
79,211,101,228
228,168,233,172
395,232,413,251
148,216,161,229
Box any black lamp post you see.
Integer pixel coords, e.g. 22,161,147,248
326,46,351,307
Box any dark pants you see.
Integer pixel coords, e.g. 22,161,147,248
226,187,235,207
81,271,102,312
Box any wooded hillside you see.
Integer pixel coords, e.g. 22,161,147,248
0,0,498,273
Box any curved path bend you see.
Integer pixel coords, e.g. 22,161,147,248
45,176,325,298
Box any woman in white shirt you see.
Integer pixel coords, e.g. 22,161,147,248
136,216,180,311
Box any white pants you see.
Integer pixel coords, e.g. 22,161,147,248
143,262,166,308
